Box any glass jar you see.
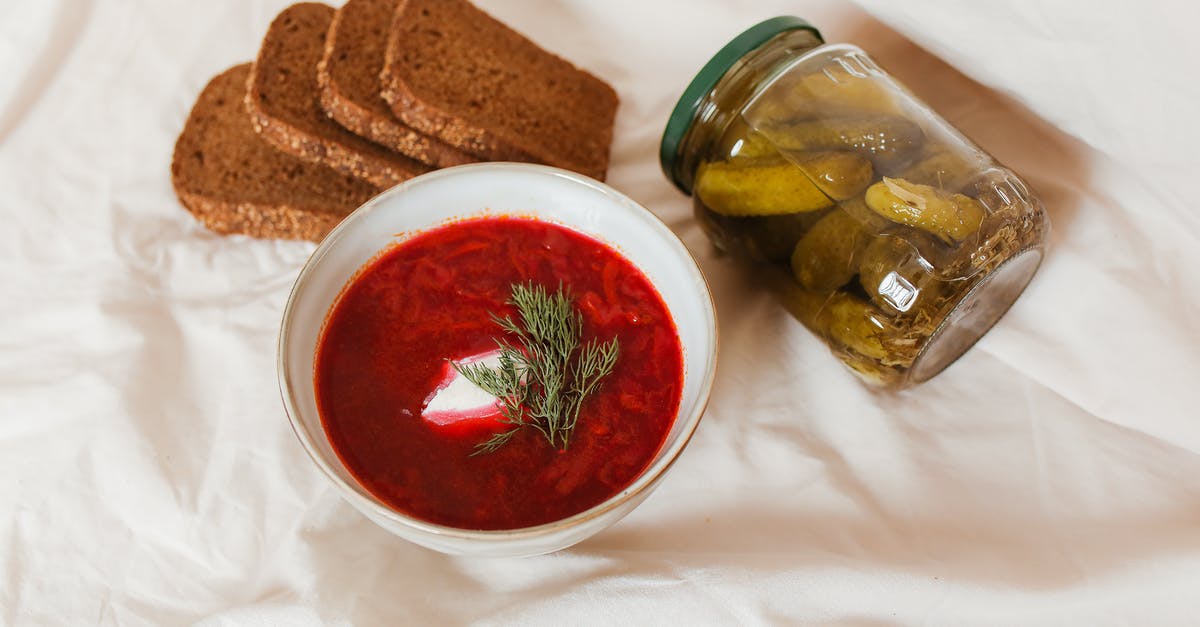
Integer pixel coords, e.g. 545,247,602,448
660,17,1049,388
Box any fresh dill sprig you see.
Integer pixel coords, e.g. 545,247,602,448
453,282,620,456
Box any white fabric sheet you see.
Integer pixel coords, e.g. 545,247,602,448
2,0,1198,624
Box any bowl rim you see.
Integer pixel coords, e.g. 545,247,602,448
277,162,718,544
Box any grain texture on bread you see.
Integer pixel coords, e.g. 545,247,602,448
248,2,430,188
172,64,378,241
380,0,619,180
318,0,478,168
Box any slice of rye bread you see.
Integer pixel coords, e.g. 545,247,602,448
248,2,431,188
172,64,379,241
380,0,619,181
318,0,478,168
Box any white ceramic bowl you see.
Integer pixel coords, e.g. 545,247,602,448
277,163,717,557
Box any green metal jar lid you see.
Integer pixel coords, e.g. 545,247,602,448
659,16,822,194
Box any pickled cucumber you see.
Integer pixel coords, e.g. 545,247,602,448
776,280,831,330
777,284,890,365
858,234,940,314
737,211,830,262
752,68,903,122
695,160,834,216
718,118,779,160
836,195,892,233
762,114,924,169
790,208,872,291
692,202,736,255
797,151,874,200
823,292,890,361
864,177,985,243
788,72,903,117
698,207,829,263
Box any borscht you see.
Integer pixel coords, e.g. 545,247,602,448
314,216,684,530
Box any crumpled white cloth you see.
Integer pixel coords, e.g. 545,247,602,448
2,0,1198,624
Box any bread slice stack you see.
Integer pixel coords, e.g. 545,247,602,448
172,1,619,241
172,64,379,241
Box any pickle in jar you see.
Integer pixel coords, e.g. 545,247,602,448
822,292,891,362
736,211,831,262
836,195,892,233
790,207,873,291
788,71,905,117
695,161,834,217
858,233,942,314
692,202,737,255
864,177,986,243
698,207,829,263
796,151,874,200
760,114,924,170
776,284,893,374
752,68,904,122
718,118,781,161
776,278,831,330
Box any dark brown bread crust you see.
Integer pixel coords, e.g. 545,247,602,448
171,64,378,241
248,2,431,188
380,0,618,180
318,0,478,168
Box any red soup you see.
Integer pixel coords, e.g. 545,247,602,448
314,217,685,530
